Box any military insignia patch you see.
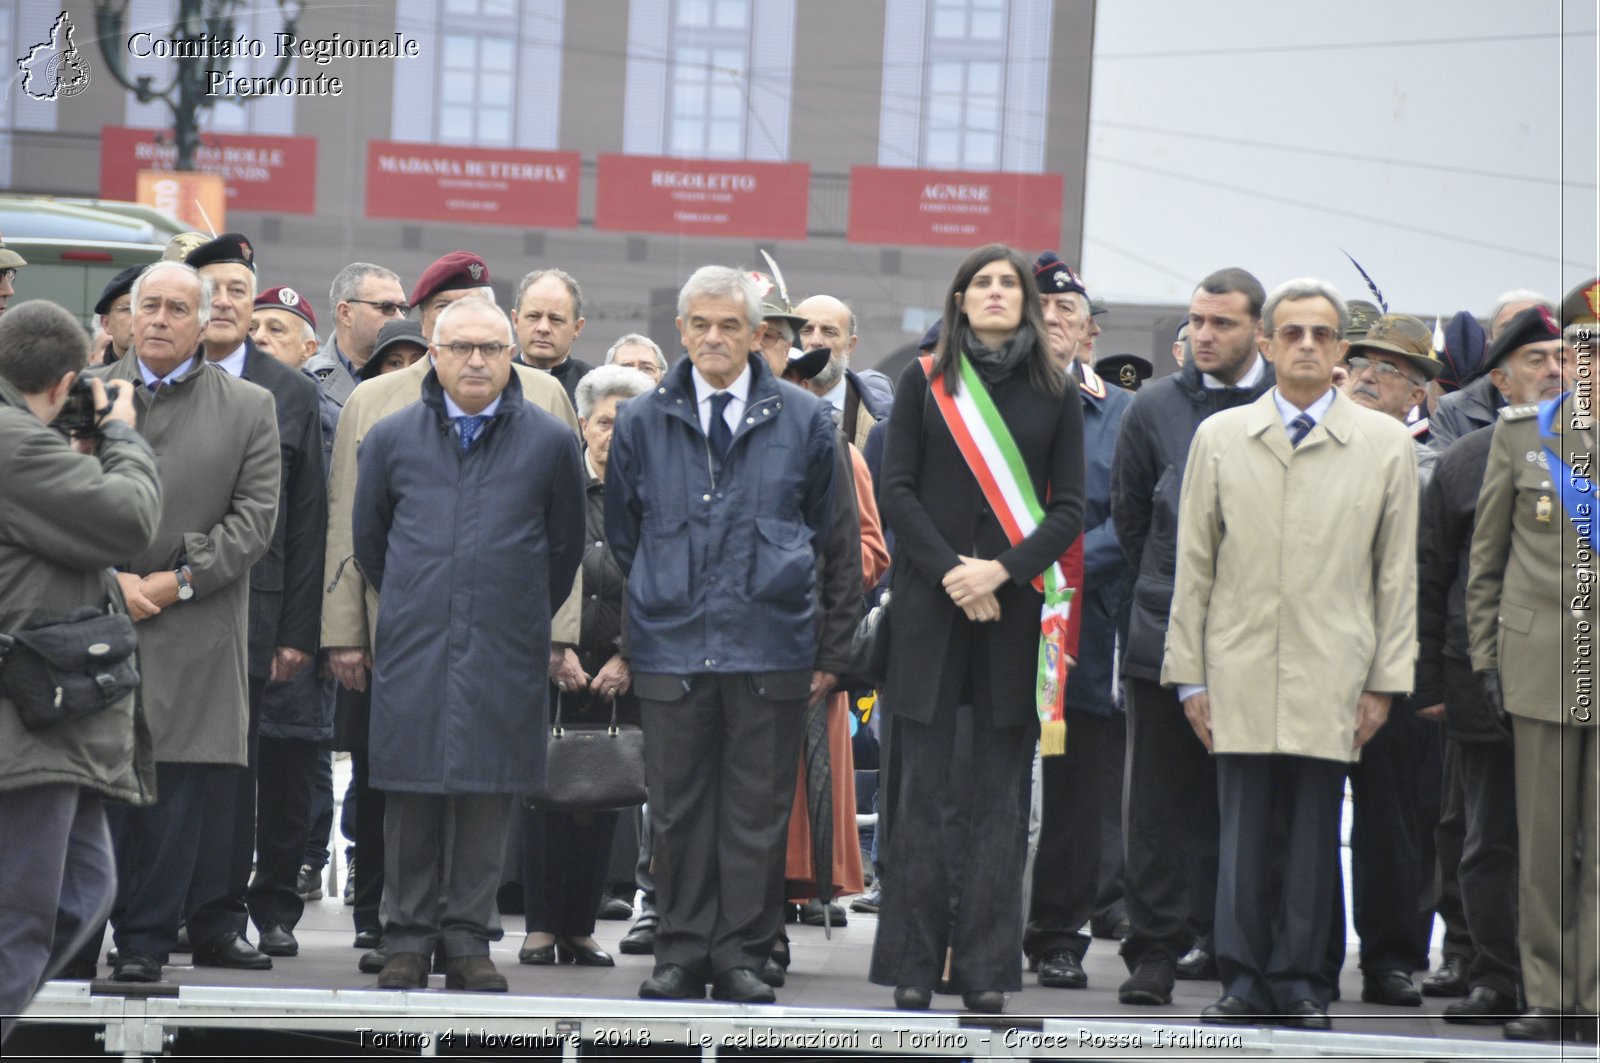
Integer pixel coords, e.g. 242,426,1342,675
278,287,300,306
468,262,484,281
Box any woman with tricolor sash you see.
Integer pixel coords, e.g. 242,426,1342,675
868,244,1085,1014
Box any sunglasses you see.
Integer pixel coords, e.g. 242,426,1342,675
348,298,411,317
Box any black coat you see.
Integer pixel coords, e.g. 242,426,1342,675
569,468,638,727
1416,425,1504,743
1110,355,1275,683
880,356,1085,729
548,356,595,408
1428,373,1501,450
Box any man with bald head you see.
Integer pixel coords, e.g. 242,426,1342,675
796,295,892,451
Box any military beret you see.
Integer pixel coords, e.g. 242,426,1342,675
1344,299,1383,340
1435,311,1486,391
0,230,26,270
1348,313,1442,382
918,320,942,352
784,346,832,381
1031,251,1087,297
1095,353,1152,390
1484,304,1564,373
362,319,428,381
93,263,147,316
162,232,209,262
185,232,256,273
410,251,490,308
1563,277,1600,327
254,285,317,332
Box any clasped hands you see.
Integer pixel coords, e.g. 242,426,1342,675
942,555,1007,623
550,647,633,699
115,570,179,622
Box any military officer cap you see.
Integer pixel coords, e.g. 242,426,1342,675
1031,251,1088,297
185,232,256,273
1484,304,1564,373
254,285,317,332
0,230,27,270
162,232,209,262
1348,313,1443,382
1562,277,1600,327
1096,353,1153,391
361,319,428,381
93,263,148,316
1345,299,1382,340
410,251,491,309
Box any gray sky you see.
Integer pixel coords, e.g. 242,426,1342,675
1080,0,1598,317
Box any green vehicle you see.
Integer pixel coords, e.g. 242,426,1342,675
0,196,182,327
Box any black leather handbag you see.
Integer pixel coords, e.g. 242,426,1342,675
840,591,892,690
525,692,646,812
0,606,139,731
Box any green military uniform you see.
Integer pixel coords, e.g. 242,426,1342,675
1467,393,1598,1018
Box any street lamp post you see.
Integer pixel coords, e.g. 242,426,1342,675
93,0,306,171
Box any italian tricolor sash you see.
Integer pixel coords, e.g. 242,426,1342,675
921,356,1076,756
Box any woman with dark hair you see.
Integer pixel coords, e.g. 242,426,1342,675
868,244,1085,1014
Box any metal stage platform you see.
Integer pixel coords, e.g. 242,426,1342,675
13,894,1572,1060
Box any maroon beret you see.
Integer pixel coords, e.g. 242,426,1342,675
254,285,317,332
409,251,491,308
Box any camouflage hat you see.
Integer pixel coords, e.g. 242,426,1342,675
1562,277,1600,327
1348,313,1442,382
0,230,27,270
1344,299,1383,340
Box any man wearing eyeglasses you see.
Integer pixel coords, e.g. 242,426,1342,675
321,250,583,973
306,263,408,463
352,297,585,992
1165,278,1418,1030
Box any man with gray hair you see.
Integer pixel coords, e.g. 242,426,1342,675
1430,288,1555,448
305,263,407,465
606,332,667,384
513,268,592,404
606,265,838,1004
1166,277,1418,1029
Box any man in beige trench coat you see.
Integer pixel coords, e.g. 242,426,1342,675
1164,278,1418,1029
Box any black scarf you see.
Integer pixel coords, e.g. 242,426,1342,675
962,323,1036,386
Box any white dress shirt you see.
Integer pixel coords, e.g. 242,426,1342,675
1201,352,1266,391
691,363,750,435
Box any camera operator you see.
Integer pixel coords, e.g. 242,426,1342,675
0,300,161,1044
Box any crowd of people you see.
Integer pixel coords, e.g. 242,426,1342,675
0,222,1594,1043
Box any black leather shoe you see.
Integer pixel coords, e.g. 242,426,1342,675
556,938,614,967
1361,969,1422,1007
962,990,1004,1014
1176,944,1218,980
111,951,162,983
192,932,272,970
358,946,387,974
1442,985,1520,1024
517,943,556,965
618,922,655,955
1038,948,1087,989
1280,999,1331,1030
352,929,382,950
639,964,706,1000
893,985,931,1010
712,966,776,1004
759,956,786,988
799,898,847,926
1119,955,1175,1005
1200,995,1258,1024
55,960,99,980
258,924,298,957
596,894,634,921
1504,1007,1562,1042
1421,953,1470,997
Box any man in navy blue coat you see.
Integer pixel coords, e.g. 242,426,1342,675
353,298,584,993
606,265,836,1005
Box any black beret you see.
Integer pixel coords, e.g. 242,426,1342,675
1484,304,1563,373
94,263,148,316
185,232,256,273
1031,251,1088,297
1095,353,1152,390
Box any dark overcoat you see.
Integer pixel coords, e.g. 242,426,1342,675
353,369,585,793
879,356,1086,729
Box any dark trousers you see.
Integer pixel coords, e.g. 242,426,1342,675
0,785,114,1046
522,807,620,937
1341,709,1427,975
341,684,386,937
640,674,806,977
1093,712,1127,927
869,701,1034,993
1433,733,1474,963
246,735,318,931
1121,676,1218,967
303,749,334,871
1456,737,1521,998
381,791,513,957
1025,709,1109,961
185,677,265,947
1215,753,1345,1012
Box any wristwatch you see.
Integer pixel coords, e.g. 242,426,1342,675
174,567,194,601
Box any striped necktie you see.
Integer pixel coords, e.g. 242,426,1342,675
1289,413,1315,448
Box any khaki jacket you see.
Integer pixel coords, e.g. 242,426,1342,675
1162,389,1418,762
1467,395,1596,725
322,356,582,651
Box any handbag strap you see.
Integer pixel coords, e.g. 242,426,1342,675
551,688,565,735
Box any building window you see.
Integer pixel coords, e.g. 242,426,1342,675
922,0,1007,170
437,31,516,145
667,0,753,159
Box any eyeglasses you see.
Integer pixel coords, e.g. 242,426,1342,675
1346,355,1422,386
440,340,509,360
1273,322,1340,345
347,298,410,317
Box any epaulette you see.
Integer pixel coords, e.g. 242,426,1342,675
1498,403,1539,421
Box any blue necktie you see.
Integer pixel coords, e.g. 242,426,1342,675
1289,413,1315,448
456,414,489,452
708,392,733,464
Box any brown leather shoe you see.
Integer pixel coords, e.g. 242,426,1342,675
375,951,429,990
444,954,508,992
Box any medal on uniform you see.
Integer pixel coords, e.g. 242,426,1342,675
1536,494,1553,523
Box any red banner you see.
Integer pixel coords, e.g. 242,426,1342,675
594,154,809,239
99,126,317,215
847,166,1063,248
364,142,580,228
